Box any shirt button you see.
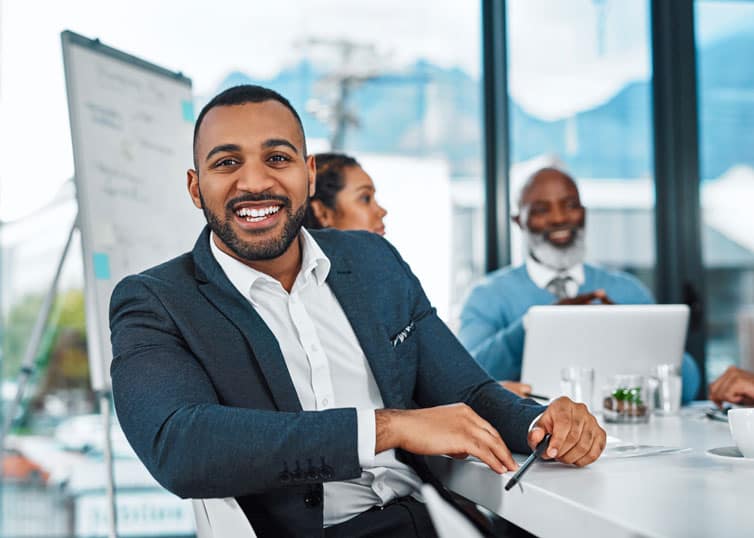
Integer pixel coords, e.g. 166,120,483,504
310,344,318,353
321,398,329,407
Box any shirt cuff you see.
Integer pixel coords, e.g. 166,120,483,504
528,412,544,433
357,409,377,469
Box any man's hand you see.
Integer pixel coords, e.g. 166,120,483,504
375,404,518,474
499,381,532,398
557,289,614,305
528,397,606,467
709,366,754,407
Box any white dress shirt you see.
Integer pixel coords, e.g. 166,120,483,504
210,230,422,527
525,256,585,298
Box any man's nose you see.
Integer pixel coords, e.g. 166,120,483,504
236,163,276,193
547,205,568,225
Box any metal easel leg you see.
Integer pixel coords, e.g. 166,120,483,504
0,215,119,537
98,389,118,538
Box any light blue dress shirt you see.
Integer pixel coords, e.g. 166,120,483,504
458,262,701,403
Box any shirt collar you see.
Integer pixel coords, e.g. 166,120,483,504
298,228,331,286
209,228,331,300
525,255,585,290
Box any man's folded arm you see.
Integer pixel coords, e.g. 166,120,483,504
380,241,545,454
110,276,362,499
411,311,543,454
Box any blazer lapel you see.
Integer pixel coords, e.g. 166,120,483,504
324,246,405,409
192,228,302,412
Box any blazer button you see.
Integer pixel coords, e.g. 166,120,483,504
278,471,291,483
319,458,334,480
292,462,304,482
304,492,322,508
306,460,319,480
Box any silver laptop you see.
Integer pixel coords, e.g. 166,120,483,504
520,304,689,406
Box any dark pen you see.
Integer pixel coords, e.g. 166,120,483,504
504,433,551,491
523,392,550,402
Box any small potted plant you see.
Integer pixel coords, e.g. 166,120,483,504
603,375,650,423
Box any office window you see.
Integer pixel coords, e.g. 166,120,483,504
0,1,483,535
695,0,754,381
506,0,656,291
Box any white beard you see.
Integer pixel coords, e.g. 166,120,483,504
524,227,586,271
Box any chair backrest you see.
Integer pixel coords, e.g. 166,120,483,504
191,498,256,538
420,484,482,538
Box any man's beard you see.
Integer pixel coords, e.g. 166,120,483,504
200,190,308,262
524,227,586,271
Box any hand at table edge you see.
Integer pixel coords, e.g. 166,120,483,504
528,396,606,467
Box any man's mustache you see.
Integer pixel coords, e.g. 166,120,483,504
539,223,584,240
225,193,291,212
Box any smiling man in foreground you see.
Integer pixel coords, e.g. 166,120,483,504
109,85,605,538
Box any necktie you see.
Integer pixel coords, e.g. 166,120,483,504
547,274,572,299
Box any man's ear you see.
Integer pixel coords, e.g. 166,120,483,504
306,154,317,197
310,199,334,228
187,169,202,209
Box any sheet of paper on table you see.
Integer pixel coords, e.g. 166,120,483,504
603,435,691,458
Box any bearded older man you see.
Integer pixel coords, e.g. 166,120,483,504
458,167,700,403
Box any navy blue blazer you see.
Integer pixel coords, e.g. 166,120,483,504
110,226,545,537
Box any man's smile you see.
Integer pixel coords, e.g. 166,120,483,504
229,198,288,231
545,228,577,245
235,204,281,222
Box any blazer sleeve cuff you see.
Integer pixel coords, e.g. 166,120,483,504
357,409,377,468
528,412,544,433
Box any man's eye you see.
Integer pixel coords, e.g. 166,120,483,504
214,157,239,167
360,195,372,203
268,154,290,164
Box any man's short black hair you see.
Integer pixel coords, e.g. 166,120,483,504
192,84,307,168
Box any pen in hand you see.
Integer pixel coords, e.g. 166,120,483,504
504,433,551,491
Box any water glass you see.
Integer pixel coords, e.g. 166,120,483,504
653,363,682,416
560,367,595,409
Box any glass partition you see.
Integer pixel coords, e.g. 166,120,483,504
695,0,754,382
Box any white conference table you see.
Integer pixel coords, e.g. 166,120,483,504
428,405,753,538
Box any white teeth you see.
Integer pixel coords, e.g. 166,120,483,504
236,206,280,218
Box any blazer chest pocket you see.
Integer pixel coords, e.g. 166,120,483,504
389,309,431,354
389,320,419,364
390,320,416,349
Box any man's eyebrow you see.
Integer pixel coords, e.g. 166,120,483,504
262,138,299,154
205,143,241,163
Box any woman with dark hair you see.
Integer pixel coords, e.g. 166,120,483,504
304,152,388,235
